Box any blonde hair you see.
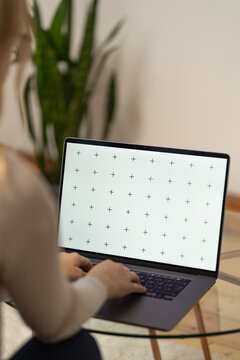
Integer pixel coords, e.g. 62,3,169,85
0,0,32,117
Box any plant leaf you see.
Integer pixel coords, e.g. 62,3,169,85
48,0,72,59
68,0,97,134
101,18,125,48
24,76,36,143
66,0,73,57
88,46,117,95
34,22,65,156
102,73,116,139
33,0,42,28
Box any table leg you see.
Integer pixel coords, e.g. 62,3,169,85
148,329,162,360
194,302,212,360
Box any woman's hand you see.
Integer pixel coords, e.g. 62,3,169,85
87,259,146,299
59,252,93,281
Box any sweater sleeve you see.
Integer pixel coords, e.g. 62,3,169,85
0,149,107,342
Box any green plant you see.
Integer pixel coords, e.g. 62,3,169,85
24,0,123,184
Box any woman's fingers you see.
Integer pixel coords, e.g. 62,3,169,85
129,270,141,283
70,252,93,271
88,260,146,299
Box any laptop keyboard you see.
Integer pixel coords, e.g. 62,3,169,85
135,271,191,301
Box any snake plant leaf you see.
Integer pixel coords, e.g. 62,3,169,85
24,76,36,144
68,0,97,134
65,0,73,58
33,0,41,28
80,46,119,132
77,0,97,71
48,0,72,59
102,72,116,139
34,24,65,152
88,46,118,95
100,18,125,48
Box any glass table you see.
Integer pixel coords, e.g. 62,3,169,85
83,210,240,360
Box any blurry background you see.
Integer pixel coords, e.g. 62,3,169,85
1,0,240,193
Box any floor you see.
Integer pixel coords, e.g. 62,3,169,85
173,210,240,360
1,306,230,360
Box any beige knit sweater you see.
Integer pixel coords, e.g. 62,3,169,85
0,147,107,359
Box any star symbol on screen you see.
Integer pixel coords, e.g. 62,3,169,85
76,150,81,156
169,160,174,166
88,222,92,227
113,154,117,160
143,230,148,235
164,214,169,220
166,196,171,202
209,165,214,170
124,227,129,232
206,202,210,207
86,239,90,244
106,224,110,230
129,174,134,180
148,176,153,182
109,189,114,195
145,212,150,217
126,209,131,215
141,248,146,253
131,156,136,162
73,185,77,190
162,233,167,238
168,178,172,184
93,170,97,175
111,172,116,177
122,245,127,250
202,238,206,244
75,168,79,173
160,250,165,256
72,202,76,207
207,183,212,189
128,192,133,197
150,158,155,164
104,242,109,247
204,220,208,225
200,256,204,261
185,199,190,204
91,187,96,192
70,219,74,224
68,236,73,241
184,217,188,222
146,194,151,199
180,254,184,259
107,207,112,212
89,204,94,210
187,181,192,186
189,163,194,168
182,235,186,240
94,152,99,157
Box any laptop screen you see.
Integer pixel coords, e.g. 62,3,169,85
58,139,229,272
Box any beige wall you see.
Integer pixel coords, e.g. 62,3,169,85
1,0,240,193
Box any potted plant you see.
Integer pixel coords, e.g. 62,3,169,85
24,0,123,184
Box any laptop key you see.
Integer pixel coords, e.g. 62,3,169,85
135,271,191,300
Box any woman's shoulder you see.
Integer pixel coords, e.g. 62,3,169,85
0,145,42,180
0,146,57,220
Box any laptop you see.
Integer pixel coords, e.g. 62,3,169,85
58,137,229,331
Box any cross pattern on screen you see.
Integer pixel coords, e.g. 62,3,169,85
58,143,227,271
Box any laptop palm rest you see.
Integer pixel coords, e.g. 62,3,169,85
95,275,215,331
